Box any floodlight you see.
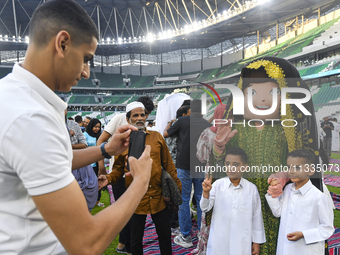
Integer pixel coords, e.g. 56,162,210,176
257,0,269,4
147,33,154,42
167,30,173,38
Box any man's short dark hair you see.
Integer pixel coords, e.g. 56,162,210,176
287,149,315,164
29,0,99,47
85,116,91,121
74,115,83,123
68,117,74,121
176,105,190,118
137,96,154,114
225,147,248,164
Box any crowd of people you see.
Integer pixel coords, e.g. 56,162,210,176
0,0,337,255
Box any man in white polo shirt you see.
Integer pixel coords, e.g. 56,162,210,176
0,0,152,254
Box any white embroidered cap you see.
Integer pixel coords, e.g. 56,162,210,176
126,102,145,113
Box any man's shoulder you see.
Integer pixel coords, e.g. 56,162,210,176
147,129,163,139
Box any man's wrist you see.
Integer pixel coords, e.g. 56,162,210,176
101,142,112,158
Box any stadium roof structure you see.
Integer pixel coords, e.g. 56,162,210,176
0,0,339,55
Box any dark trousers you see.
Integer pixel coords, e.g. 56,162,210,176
92,165,101,201
129,208,172,255
113,177,131,252
324,137,332,156
169,206,179,229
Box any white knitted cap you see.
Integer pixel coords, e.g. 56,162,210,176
126,102,145,113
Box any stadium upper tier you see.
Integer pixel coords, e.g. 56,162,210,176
71,17,340,89
1,11,340,90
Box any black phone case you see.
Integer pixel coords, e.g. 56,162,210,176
126,130,146,170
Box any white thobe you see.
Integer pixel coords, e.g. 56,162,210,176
265,180,334,255
200,177,265,255
331,121,340,151
154,93,191,135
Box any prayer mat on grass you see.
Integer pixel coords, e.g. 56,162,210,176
328,227,340,255
330,192,340,210
143,214,199,254
325,175,340,187
328,159,340,171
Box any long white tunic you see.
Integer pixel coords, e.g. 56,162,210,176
331,121,340,151
265,180,334,255
200,177,265,255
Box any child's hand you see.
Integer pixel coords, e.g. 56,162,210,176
251,243,260,255
269,178,280,186
202,173,212,198
287,231,303,241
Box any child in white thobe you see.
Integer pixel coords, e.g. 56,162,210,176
200,148,265,255
266,149,334,255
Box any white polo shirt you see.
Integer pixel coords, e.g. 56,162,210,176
0,64,74,254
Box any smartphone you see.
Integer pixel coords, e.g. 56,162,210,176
126,130,146,170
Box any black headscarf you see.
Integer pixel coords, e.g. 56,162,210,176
86,118,102,140
224,56,322,190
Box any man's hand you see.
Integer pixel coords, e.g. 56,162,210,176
106,124,137,156
98,175,109,190
98,163,107,176
202,173,213,198
69,129,75,137
252,243,260,255
128,145,152,186
287,231,303,241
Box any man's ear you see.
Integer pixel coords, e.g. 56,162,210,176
126,117,131,124
55,30,70,58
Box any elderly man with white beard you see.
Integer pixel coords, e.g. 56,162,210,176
98,101,181,255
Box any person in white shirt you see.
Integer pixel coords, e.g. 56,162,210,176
0,1,152,254
200,148,265,255
266,149,334,255
331,118,340,152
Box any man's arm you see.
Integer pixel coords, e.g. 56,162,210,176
71,122,88,150
160,134,181,192
32,146,152,255
72,125,137,170
96,131,113,175
163,119,176,138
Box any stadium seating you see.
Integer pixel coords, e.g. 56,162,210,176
298,63,331,77
277,18,340,58
312,83,340,105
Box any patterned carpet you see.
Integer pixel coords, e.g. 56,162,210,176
329,228,340,255
143,215,199,255
330,192,340,210
107,181,199,254
325,175,340,187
